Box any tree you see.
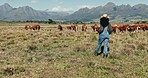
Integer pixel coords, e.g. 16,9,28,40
48,19,54,24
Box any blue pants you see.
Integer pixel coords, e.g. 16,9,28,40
95,38,109,55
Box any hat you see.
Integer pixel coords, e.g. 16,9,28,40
101,14,109,18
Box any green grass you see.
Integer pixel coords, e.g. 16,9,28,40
0,23,148,78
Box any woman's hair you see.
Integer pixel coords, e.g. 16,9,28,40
100,17,109,27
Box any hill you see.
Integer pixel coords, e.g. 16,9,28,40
64,2,148,23
0,3,69,21
0,2,148,23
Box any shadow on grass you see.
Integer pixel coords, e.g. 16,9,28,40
98,46,109,55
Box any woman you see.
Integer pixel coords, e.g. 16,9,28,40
94,14,113,58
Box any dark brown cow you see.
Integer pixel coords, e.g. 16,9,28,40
57,25,63,31
82,24,87,31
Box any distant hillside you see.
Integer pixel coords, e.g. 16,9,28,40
63,2,148,23
0,3,50,21
0,3,148,22
0,3,69,21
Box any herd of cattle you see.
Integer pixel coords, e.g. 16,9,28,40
25,23,148,33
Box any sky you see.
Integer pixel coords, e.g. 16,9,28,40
0,0,148,12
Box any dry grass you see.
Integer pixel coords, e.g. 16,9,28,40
0,23,148,78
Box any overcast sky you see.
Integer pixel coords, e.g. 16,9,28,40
0,0,148,12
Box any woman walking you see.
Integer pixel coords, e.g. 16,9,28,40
94,14,113,58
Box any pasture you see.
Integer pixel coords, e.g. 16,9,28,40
0,22,148,78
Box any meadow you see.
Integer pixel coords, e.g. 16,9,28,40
0,22,148,78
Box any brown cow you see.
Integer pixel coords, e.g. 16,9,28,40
127,25,137,32
25,25,30,30
118,24,129,32
112,26,118,33
71,24,78,32
111,24,118,33
141,24,148,31
91,24,99,32
82,24,87,31
25,24,40,30
31,24,40,30
66,25,72,30
57,25,63,31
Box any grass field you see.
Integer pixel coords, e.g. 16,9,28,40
0,23,148,78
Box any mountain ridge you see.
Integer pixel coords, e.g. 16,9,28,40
64,2,148,22
0,3,148,22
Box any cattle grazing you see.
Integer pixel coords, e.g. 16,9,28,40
82,24,87,31
57,25,63,31
25,24,40,30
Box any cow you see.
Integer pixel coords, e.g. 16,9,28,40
127,25,137,32
118,24,129,32
66,25,72,30
111,24,118,33
31,24,40,30
82,24,87,31
141,24,148,31
25,24,40,30
25,25,30,30
71,24,78,32
135,24,142,30
57,25,63,31
91,24,99,32
112,26,118,33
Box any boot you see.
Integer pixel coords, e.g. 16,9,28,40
103,54,108,58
